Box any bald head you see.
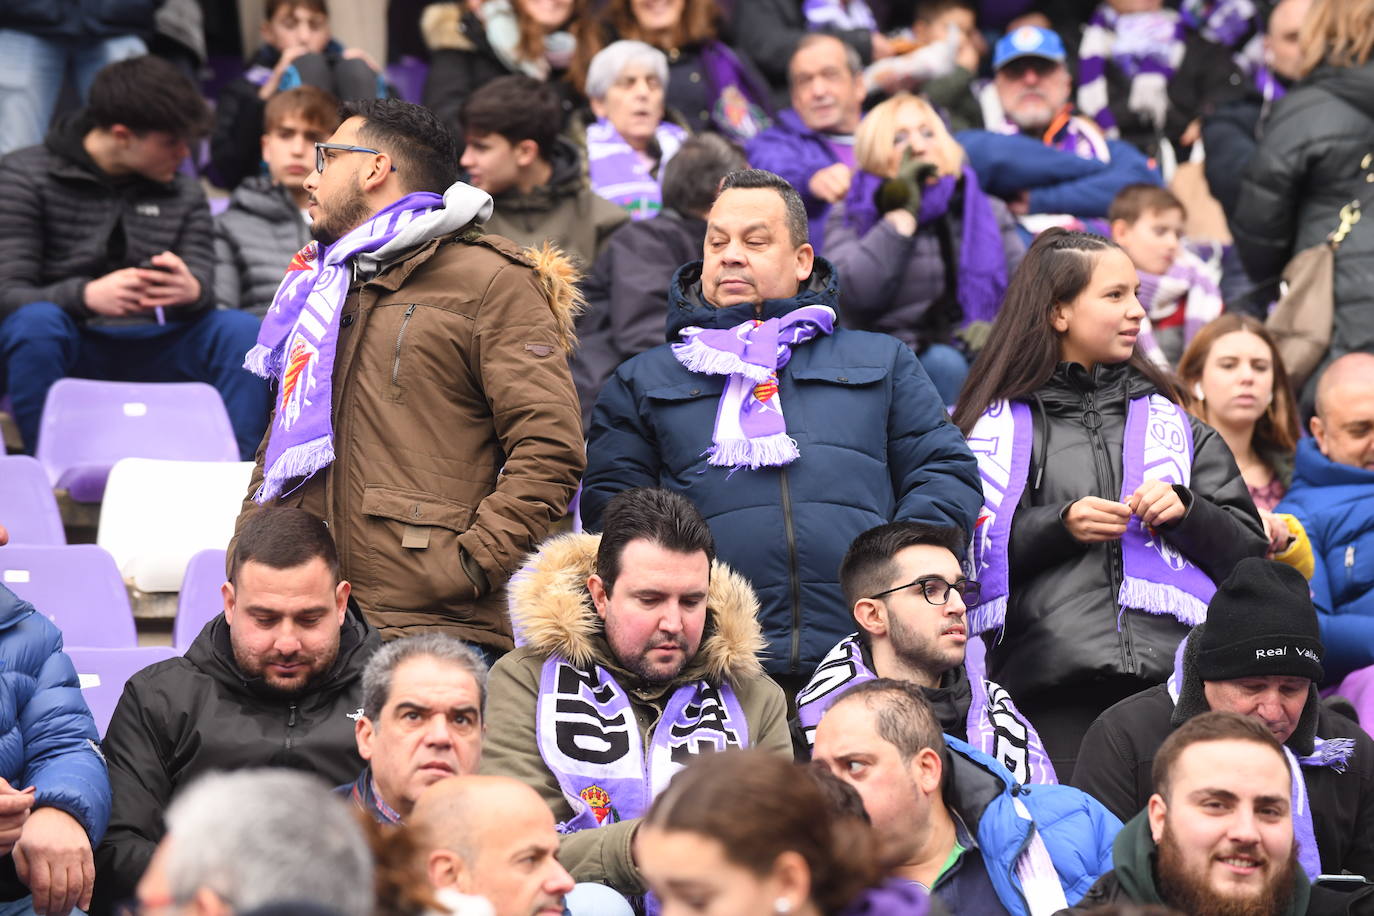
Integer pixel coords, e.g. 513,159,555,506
1312,353,1374,471
411,775,573,916
1266,0,1311,81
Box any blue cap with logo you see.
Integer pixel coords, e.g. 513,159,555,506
993,26,1067,71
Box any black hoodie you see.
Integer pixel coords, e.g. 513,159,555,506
91,610,379,913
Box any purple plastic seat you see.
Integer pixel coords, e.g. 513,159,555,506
0,455,65,545
175,548,227,650
385,56,429,104
36,379,239,503
67,646,178,737
0,545,137,647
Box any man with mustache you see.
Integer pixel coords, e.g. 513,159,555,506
580,169,982,701
93,507,380,911
958,25,1159,236
1061,711,1372,915
480,487,790,898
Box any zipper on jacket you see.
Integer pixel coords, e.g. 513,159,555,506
286,703,298,752
1082,389,1135,675
391,304,417,387
780,466,804,673
1347,545,1357,582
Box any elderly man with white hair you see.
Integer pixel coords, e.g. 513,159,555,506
578,40,688,221
135,769,373,916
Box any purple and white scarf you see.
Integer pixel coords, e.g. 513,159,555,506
537,656,749,833
244,192,445,502
983,94,1112,164
1135,247,1225,368
672,305,836,469
701,41,774,143
586,118,687,221
1078,5,1187,134
967,393,1214,635
796,634,1057,784
1167,638,1356,880
803,0,877,31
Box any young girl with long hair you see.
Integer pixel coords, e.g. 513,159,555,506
951,229,1267,776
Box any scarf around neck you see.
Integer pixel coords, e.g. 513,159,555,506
1166,635,1356,879
966,393,1214,638
586,117,687,220
843,165,1009,326
803,0,877,30
700,41,773,142
245,184,493,502
1077,4,1186,133
480,0,575,78
796,634,1058,785
671,305,836,469
1135,247,1225,368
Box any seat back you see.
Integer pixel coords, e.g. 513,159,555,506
37,379,239,503
0,545,137,647
175,548,228,650
0,455,64,544
67,646,178,737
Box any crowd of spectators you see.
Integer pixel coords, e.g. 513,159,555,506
2,0,1374,914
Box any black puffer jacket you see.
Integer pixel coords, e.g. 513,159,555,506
1232,60,1374,372
212,175,310,316
91,611,379,913
992,363,1266,700
0,112,214,323
1,0,156,41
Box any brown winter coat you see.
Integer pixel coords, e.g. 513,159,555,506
237,231,586,649
480,533,791,894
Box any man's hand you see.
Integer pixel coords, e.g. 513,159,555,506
0,779,35,856
83,269,148,318
341,46,381,72
870,31,894,60
259,45,311,99
1063,497,1131,543
1128,479,1186,530
13,807,94,916
138,251,201,310
808,163,852,205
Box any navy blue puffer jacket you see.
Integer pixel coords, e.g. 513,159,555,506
1,1,157,41
582,259,983,675
0,585,110,849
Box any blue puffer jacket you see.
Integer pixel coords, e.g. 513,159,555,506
1276,438,1374,682
582,259,983,676
945,736,1120,916
1,0,157,40
0,585,110,846
746,111,845,253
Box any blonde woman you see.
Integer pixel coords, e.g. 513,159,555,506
1232,0,1374,400
824,93,1023,403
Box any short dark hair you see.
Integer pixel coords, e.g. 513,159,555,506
831,678,946,763
86,56,211,138
717,169,809,248
361,634,489,721
339,99,460,195
265,0,328,18
264,85,341,136
595,488,715,594
1109,183,1186,225
460,75,563,161
1152,711,1291,800
230,507,340,584
662,134,748,218
839,522,967,610
791,33,863,77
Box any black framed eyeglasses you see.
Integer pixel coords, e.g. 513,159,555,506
868,575,981,608
314,142,397,175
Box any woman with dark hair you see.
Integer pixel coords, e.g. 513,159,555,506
951,229,1267,777
571,0,774,142
637,749,933,916
420,0,587,139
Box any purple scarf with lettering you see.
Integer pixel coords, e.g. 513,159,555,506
699,41,774,143
586,118,687,220
967,393,1214,637
537,656,749,833
671,305,836,469
843,165,1008,325
1078,5,1186,134
244,192,443,502
802,0,877,30
796,634,1057,784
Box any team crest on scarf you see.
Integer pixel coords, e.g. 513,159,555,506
579,786,620,825
285,242,318,272
278,332,320,431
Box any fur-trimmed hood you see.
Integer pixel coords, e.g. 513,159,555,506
522,241,583,354
421,2,478,53
507,532,768,686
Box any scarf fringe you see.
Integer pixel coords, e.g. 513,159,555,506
671,335,772,383
1304,737,1356,773
243,342,281,379
706,434,800,470
1117,576,1209,627
252,435,335,504
967,595,1008,637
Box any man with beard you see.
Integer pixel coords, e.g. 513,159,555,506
794,522,1055,786
480,487,790,898
957,25,1158,237
92,507,380,912
1060,711,1372,915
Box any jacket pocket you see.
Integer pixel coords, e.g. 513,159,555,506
386,304,419,402
360,484,478,615
790,366,890,455
644,380,726,474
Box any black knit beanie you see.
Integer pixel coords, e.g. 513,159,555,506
1196,557,1324,682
